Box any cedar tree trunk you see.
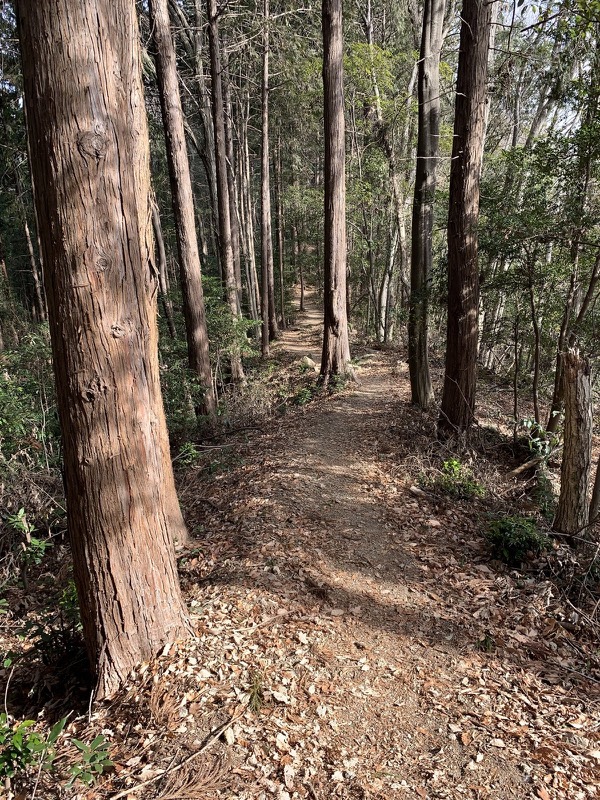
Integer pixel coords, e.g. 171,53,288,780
408,0,445,409
553,350,592,539
149,0,216,418
261,0,279,348
207,0,245,382
438,0,492,436
321,0,352,385
17,0,191,700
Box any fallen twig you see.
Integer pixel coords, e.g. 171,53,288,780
109,705,246,800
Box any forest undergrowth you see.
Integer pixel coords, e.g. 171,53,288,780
1,293,599,800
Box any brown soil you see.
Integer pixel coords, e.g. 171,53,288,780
3,291,599,800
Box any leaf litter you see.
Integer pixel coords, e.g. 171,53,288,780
1,294,599,799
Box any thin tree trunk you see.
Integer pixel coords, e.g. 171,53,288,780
238,99,260,324
553,350,592,539
261,0,279,344
293,222,305,311
151,202,177,339
320,0,353,385
207,0,245,382
408,0,445,409
17,0,190,700
589,455,600,527
275,131,286,330
438,0,493,436
23,217,46,322
527,255,541,425
149,0,215,417
223,64,243,307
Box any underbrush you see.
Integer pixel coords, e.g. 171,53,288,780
420,457,486,501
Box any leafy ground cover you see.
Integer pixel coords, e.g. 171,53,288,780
1,292,599,799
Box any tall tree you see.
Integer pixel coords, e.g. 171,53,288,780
438,0,493,436
207,0,245,382
408,0,445,409
553,350,592,539
17,0,190,699
320,0,353,385
261,0,279,347
149,0,216,419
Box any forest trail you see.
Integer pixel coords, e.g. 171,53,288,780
172,292,598,800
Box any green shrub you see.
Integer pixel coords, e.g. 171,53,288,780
293,386,313,406
0,714,65,780
532,470,556,521
67,734,113,787
430,459,485,500
485,515,551,566
0,328,59,468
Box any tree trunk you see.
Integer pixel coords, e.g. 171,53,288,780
275,131,286,330
23,217,46,323
223,64,243,308
589,454,600,527
320,0,353,385
151,202,177,339
524,248,542,425
292,222,305,312
149,0,216,418
553,350,592,540
207,0,245,382
239,95,261,327
17,0,191,700
408,0,445,409
261,0,279,345
438,0,493,437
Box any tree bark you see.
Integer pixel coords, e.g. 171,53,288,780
223,66,243,308
151,202,177,339
320,0,353,385
149,0,216,418
589,454,600,527
553,350,592,540
438,0,493,437
261,0,279,346
17,0,190,699
207,0,245,382
275,131,286,330
408,0,445,409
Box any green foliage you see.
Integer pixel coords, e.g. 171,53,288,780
8,508,51,568
158,276,258,441
0,329,58,468
0,713,111,789
58,579,82,632
429,459,485,500
485,516,551,567
328,374,348,393
532,470,556,522
67,734,113,787
292,386,314,406
0,714,66,780
520,418,559,459
174,441,203,468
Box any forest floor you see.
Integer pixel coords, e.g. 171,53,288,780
3,290,600,800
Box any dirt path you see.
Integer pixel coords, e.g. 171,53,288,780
172,294,598,800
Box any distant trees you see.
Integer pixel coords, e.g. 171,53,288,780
17,0,190,698
149,0,216,419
